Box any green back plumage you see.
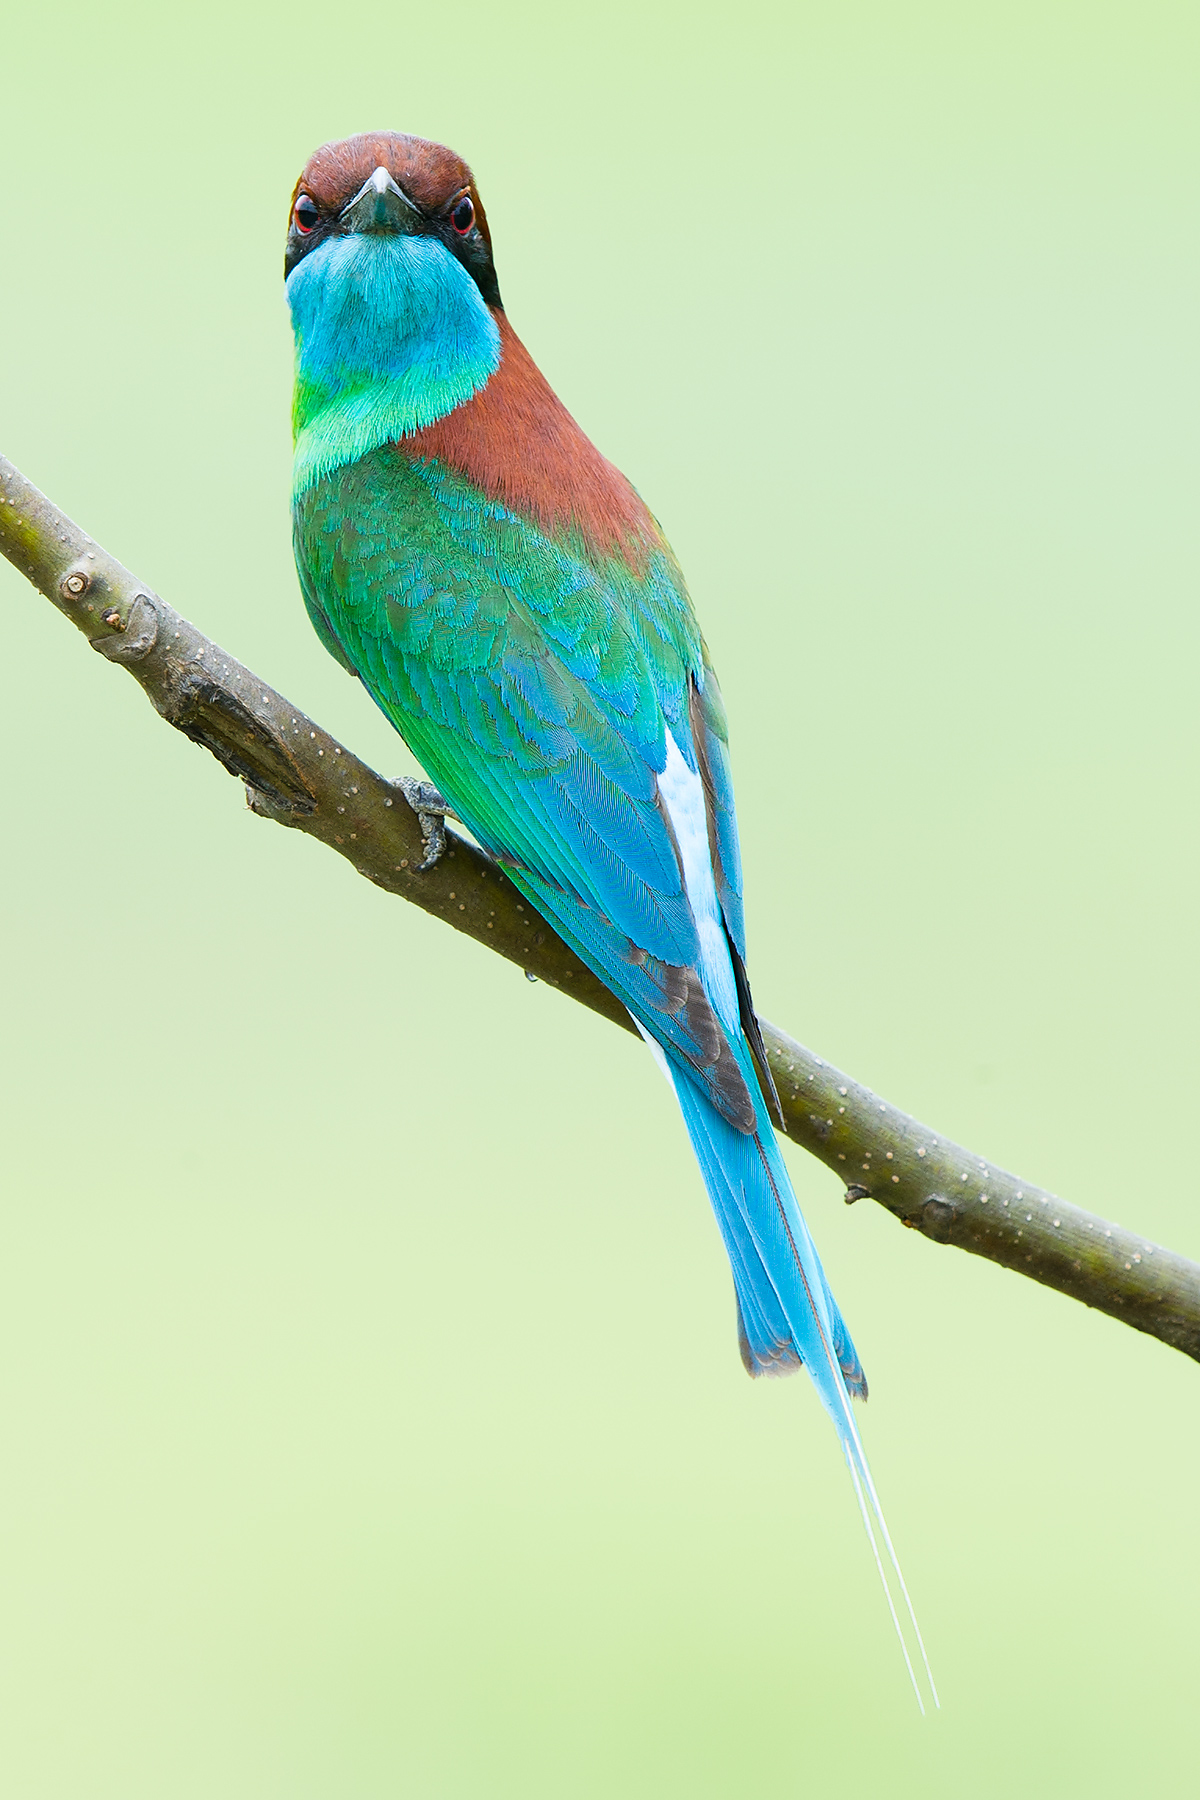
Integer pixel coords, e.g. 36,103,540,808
296,446,697,864
294,445,749,1110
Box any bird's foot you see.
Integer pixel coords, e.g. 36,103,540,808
393,776,458,871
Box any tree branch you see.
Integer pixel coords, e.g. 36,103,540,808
4,450,1198,1363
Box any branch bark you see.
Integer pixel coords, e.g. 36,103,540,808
4,450,1198,1362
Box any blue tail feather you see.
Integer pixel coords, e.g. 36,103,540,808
667,1052,866,1404
661,1039,939,1712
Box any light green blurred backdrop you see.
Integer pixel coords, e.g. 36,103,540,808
1,2,1197,1793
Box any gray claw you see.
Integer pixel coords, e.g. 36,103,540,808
393,776,458,871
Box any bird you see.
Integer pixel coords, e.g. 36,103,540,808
284,131,935,1706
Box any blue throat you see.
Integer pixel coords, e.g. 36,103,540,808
287,233,502,497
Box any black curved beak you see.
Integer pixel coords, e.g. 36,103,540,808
339,166,423,234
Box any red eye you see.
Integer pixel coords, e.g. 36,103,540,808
450,195,475,236
293,195,319,235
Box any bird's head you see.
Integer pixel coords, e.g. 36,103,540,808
284,131,500,308
285,132,504,493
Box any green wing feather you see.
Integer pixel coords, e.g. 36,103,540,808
294,445,754,1125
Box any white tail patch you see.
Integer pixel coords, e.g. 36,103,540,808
656,730,738,1029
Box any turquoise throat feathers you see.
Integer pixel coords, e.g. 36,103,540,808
288,232,501,496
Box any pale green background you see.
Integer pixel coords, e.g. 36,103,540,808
1,2,1197,1793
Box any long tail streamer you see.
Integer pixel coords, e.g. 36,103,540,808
646,1025,940,1712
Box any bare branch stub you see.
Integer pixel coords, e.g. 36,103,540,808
2,451,1198,1363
